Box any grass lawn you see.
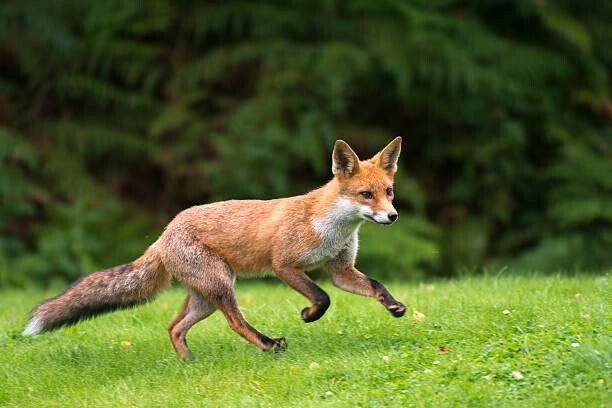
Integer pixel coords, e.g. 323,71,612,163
0,273,610,407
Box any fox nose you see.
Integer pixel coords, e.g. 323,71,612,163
388,212,398,222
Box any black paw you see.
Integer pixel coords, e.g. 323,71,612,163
265,337,287,352
301,296,330,323
301,306,326,323
388,303,407,317
301,307,312,322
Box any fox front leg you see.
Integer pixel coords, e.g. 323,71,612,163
325,261,407,317
273,265,331,323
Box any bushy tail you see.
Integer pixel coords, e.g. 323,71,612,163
23,245,170,335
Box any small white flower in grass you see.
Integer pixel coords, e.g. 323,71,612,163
382,355,390,363
511,370,524,380
484,374,495,381
502,310,510,315
412,310,426,321
571,342,579,348
433,360,440,365
337,330,343,335
325,391,333,396
424,368,432,374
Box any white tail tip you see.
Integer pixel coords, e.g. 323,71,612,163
23,317,44,336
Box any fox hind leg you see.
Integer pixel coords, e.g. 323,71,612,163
168,294,190,335
168,291,216,359
172,246,286,353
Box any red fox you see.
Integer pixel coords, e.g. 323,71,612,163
24,137,407,358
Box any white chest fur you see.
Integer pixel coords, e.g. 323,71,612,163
299,197,362,269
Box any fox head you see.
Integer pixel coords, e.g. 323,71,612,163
332,137,402,224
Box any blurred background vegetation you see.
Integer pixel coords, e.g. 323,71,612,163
0,0,610,287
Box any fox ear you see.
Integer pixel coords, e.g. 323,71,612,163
375,136,402,174
332,140,360,178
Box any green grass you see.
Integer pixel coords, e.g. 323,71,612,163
1,273,610,407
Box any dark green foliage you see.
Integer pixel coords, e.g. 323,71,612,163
0,0,610,286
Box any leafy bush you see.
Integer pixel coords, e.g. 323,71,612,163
0,1,610,286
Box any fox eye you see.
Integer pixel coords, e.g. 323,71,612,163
386,187,393,196
360,191,374,199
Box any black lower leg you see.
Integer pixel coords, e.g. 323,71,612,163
370,279,407,317
300,282,330,323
